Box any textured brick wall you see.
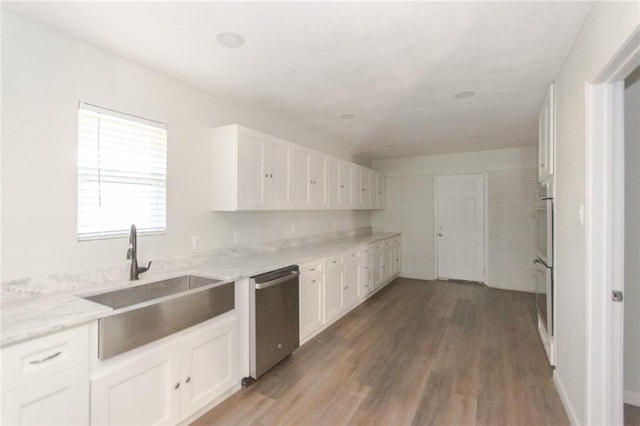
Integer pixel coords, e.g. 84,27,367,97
487,169,538,292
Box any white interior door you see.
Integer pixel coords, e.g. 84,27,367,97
436,174,485,282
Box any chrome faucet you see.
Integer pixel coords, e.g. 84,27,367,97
127,224,151,280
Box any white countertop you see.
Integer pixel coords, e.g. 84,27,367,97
1,231,399,347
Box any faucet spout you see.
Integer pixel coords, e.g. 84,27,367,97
127,224,151,280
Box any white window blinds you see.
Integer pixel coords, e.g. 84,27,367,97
77,103,167,240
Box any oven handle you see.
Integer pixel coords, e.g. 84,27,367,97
255,271,300,290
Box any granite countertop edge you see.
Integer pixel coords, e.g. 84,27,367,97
1,232,400,347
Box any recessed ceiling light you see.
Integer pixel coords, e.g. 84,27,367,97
454,91,475,99
216,32,245,48
340,114,356,119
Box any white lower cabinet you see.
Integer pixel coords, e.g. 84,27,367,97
91,314,238,426
358,256,373,300
372,245,383,289
91,343,181,426
343,260,359,310
1,324,90,426
324,267,345,324
2,364,89,426
299,260,324,342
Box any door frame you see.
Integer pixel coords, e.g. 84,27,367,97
585,27,639,426
433,172,488,283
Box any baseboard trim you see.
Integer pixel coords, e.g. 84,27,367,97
553,370,580,426
624,390,640,407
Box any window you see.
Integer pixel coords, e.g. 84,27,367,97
77,103,167,240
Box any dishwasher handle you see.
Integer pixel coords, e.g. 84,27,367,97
255,270,300,290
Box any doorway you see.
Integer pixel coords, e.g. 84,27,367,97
585,28,640,426
623,65,640,425
435,173,485,282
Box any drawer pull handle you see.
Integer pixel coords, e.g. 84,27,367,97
311,280,317,283
29,351,62,365
310,268,315,271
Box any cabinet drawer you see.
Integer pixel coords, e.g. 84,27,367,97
359,246,372,257
324,254,344,271
343,249,359,263
2,324,90,393
300,260,323,275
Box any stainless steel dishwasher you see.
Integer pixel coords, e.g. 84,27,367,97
243,265,300,386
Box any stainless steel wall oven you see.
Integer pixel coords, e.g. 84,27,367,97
535,181,554,336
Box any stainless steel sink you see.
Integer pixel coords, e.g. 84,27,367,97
82,275,234,360
82,275,223,310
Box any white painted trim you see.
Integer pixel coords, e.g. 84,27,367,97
554,371,580,426
483,172,490,286
624,391,640,407
433,176,439,280
585,26,640,426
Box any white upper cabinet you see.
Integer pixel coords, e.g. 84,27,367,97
212,125,290,211
538,84,555,183
373,172,385,209
212,124,384,211
326,157,340,209
291,146,326,210
327,159,355,210
339,161,355,209
358,167,372,209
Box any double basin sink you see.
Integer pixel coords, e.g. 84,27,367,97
82,275,234,360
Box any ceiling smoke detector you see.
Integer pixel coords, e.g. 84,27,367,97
454,91,475,99
216,32,245,48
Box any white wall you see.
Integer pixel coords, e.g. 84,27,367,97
372,147,538,292
551,2,640,424
1,10,370,282
487,169,538,292
624,65,640,406
371,175,434,280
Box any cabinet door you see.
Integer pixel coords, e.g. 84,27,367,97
309,151,327,209
236,129,266,210
358,257,372,300
372,247,383,289
181,315,238,419
374,173,385,209
324,268,344,324
538,84,555,182
358,168,372,209
91,343,181,426
2,364,89,426
339,161,354,209
300,272,324,341
326,157,340,209
267,137,291,209
382,248,392,281
343,261,359,309
291,147,310,209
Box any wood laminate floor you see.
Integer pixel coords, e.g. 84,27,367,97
192,278,570,426
626,404,640,426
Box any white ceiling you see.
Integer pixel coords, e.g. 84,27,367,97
3,1,593,160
